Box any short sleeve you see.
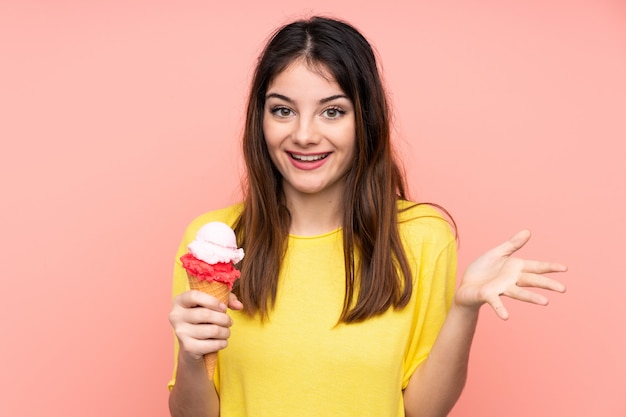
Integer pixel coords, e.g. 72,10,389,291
401,217,457,388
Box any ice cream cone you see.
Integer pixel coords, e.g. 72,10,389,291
181,221,243,381
187,273,230,380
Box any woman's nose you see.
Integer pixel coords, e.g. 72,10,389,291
292,117,319,146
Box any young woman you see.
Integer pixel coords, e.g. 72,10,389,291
167,16,566,417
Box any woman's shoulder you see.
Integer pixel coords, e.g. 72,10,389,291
397,199,456,245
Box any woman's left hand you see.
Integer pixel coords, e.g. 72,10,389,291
455,230,567,320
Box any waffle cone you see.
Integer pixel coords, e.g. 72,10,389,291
187,273,231,380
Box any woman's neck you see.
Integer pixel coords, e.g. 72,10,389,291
284,187,344,237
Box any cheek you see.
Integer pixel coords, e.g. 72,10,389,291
262,118,283,147
339,124,357,154
262,127,281,165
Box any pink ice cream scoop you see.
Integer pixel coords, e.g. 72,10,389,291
180,221,244,290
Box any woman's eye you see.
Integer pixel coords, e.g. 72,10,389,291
271,107,293,117
323,107,344,119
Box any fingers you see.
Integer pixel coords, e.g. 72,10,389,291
179,322,232,343
176,290,228,312
466,231,567,321
498,267,566,307
495,273,566,316
170,291,233,327
498,230,532,257
169,290,235,359
504,285,549,306
487,285,552,321
184,303,233,327
228,292,244,311
175,323,231,359
486,296,510,320
521,260,568,275
517,272,567,293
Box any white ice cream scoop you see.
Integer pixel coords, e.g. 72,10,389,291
187,221,245,264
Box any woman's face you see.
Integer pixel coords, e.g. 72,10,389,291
263,60,356,202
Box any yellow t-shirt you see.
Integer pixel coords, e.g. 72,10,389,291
168,201,457,417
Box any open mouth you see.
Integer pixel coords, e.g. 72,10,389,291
289,153,330,162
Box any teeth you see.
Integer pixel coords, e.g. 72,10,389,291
291,153,328,162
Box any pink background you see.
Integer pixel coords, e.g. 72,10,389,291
1,1,624,416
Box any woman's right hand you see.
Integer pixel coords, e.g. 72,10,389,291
169,291,243,361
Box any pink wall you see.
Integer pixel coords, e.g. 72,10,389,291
1,1,624,416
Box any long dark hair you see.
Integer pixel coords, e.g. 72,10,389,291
234,16,414,323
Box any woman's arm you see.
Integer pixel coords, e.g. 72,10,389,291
403,230,567,417
169,350,220,417
168,291,243,417
403,302,478,417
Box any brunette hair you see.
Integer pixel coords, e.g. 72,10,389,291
234,16,414,323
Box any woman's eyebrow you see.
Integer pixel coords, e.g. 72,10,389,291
319,94,349,104
265,93,349,104
266,93,293,103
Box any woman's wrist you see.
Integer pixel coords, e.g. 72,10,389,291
451,296,481,321
178,348,207,368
